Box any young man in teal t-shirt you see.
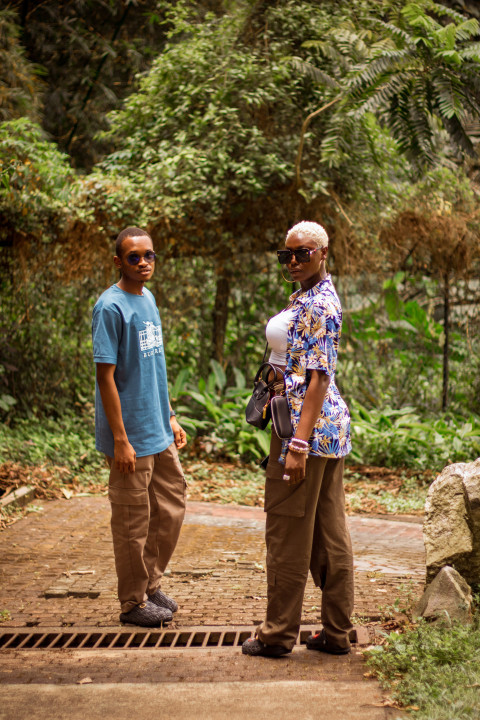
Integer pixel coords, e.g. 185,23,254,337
92,226,187,627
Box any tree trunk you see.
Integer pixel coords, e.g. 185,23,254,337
211,269,230,365
442,271,450,411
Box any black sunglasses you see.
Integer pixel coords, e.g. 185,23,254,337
126,251,156,266
277,247,319,265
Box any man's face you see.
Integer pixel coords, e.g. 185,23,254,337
114,235,155,285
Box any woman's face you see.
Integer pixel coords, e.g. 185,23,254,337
284,231,327,290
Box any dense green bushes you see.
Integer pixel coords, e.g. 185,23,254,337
1,255,479,472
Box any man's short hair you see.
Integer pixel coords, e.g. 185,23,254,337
286,221,329,248
115,227,152,257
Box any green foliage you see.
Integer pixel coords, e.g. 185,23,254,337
0,278,97,419
339,271,480,469
0,364,16,414
0,9,43,122
345,468,428,514
99,2,304,232
0,411,105,485
158,252,288,382
350,403,480,470
365,615,480,718
340,271,479,416
5,0,171,170
173,359,271,462
0,117,75,237
0,0,478,483
295,0,480,175
351,0,480,165
183,459,264,507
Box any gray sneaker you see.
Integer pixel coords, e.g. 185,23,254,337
119,600,172,627
148,589,178,613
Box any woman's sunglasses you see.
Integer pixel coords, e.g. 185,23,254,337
277,248,319,265
126,251,156,266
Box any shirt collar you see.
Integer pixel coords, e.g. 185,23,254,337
289,274,331,305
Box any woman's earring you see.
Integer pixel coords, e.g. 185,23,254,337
281,267,296,284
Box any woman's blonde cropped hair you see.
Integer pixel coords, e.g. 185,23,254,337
285,221,329,248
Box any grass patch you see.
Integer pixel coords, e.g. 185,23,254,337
344,465,432,515
0,412,106,486
183,459,265,507
365,612,480,718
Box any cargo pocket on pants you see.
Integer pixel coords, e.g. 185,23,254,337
108,486,148,505
264,476,307,517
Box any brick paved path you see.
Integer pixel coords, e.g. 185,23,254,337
0,496,424,629
0,497,420,718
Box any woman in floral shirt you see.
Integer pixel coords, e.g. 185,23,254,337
242,221,354,658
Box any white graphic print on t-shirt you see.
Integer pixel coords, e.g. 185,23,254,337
139,321,163,355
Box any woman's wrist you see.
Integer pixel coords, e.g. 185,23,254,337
288,437,310,454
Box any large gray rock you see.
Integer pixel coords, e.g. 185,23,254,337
423,457,480,585
414,565,472,625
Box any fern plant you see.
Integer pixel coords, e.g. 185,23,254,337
293,0,480,176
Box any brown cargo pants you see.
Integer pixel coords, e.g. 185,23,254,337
107,444,186,613
256,431,354,651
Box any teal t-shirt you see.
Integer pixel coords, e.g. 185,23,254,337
92,284,174,458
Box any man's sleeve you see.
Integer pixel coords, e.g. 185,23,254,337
92,303,121,365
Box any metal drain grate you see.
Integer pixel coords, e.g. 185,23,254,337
0,626,320,651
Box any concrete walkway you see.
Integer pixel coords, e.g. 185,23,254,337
0,497,424,719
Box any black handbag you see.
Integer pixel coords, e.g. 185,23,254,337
245,361,293,440
245,361,277,430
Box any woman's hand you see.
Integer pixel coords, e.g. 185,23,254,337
283,449,306,486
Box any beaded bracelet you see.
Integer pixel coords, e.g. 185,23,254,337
288,439,310,455
288,446,309,455
290,438,309,447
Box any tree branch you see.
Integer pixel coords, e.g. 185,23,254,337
65,2,132,152
294,95,342,190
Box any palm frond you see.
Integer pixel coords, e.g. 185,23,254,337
431,73,464,120
443,113,476,156
373,20,413,47
348,49,415,94
388,88,437,167
353,71,417,117
320,112,367,168
426,0,476,26
302,40,351,71
454,18,480,43
288,57,340,89
369,37,399,57
459,43,480,62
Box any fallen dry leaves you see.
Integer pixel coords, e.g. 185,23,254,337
0,461,106,529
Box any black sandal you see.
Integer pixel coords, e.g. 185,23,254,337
241,637,291,657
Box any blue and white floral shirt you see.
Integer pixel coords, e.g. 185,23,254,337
283,275,351,460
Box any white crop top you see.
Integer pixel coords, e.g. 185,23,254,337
265,307,295,366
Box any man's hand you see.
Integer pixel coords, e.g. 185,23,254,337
171,417,187,450
114,437,136,473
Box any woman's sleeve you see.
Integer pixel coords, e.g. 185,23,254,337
302,302,337,377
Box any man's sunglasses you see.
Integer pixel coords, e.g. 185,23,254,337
126,251,156,266
277,247,319,265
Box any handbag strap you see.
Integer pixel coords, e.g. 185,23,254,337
254,361,286,393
